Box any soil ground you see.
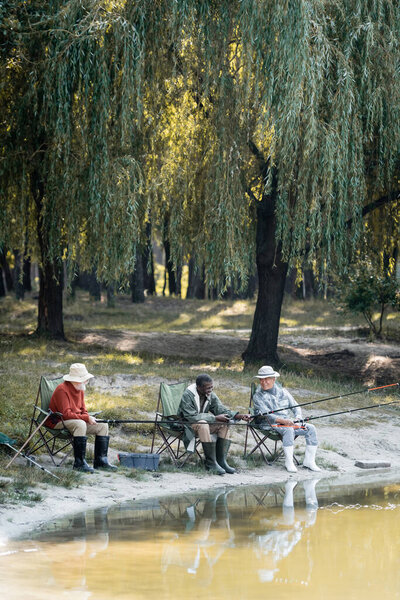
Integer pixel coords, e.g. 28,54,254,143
77,326,400,385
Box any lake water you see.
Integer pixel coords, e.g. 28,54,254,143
1,475,400,600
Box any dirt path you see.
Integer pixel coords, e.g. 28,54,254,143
76,328,400,384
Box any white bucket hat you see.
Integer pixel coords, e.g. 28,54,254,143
63,363,94,383
255,365,280,378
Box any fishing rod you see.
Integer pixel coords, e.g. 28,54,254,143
267,382,399,415
97,418,251,426
293,400,399,423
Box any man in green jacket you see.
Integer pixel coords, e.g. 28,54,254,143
178,373,250,475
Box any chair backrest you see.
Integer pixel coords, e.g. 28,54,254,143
159,382,188,417
40,376,64,412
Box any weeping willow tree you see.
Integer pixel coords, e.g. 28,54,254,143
144,0,400,365
2,1,400,358
0,0,158,337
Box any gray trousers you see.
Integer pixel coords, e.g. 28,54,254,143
270,423,318,447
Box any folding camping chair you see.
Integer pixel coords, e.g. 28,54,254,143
150,381,202,468
14,376,75,467
243,382,299,466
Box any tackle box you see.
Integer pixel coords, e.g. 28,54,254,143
118,452,160,471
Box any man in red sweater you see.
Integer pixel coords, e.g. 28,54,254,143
46,363,116,473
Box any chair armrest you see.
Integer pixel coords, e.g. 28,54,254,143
36,406,52,416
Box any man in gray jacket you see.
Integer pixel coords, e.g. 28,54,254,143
252,366,321,473
178,373,250,475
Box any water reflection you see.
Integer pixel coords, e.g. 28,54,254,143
1,477,400,600
250,479,319,585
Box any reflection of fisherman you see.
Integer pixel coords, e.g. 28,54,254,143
252,366,321,473
253,479,319,584
178,373,251,475
162,491,234,584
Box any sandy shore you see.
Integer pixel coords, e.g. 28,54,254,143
1,410,400,545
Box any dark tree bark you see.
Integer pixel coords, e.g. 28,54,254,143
13,249,25,300
0,248,14,291
23,256,32,291
242,168,288,368
37,257,65,338
0,264,5,297
32,171,65,339
163,214,181,296
106,283,115,308
187,258,206,299
88,269,101,301
131,251,145,303
142,222,156,295
163,237,181,296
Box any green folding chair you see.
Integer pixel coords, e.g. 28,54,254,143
150,381,201,467
22,376,74,467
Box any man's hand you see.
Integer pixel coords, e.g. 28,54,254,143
235,413,252,422
88,415,97,425
276,417,294,426
215,414,230,422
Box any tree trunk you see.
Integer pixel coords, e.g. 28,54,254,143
23,256,32,291
143,222,156,295
0,264,5,297
88,269,101,301
107,283,115,308
0,248,14,291
163,236,181,296
242,180,288,368
32,171,65,339
13,249,25,300
37,258,65,338
187,258,206,299
131,251,145,303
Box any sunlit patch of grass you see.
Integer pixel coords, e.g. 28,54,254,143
280,318,299,327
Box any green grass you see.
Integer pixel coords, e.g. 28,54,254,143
4,289,400,336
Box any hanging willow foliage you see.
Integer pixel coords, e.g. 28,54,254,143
146,0,400,288
1,0,399,289
0,0,157,281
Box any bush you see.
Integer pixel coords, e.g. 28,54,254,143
342,273,400,338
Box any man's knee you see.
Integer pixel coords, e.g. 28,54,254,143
64,419,87,437
281,429,295,446
192,421,211,442
306,424,318,444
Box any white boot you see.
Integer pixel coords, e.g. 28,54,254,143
283,445,297,473
303,445,321,472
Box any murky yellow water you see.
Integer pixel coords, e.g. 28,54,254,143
1,478,400,600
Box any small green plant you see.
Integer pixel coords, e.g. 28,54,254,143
341,272,399,338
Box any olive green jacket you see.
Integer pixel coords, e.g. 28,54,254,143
178,383,238,451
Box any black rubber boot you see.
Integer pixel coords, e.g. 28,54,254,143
202,442,225,475
216,438,236,474
93,436,117,471
73,436,94,473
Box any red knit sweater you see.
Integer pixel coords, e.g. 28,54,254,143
46,381,90,428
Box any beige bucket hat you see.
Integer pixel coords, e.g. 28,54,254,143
63,363,94,383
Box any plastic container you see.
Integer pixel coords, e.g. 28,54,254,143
118,452,160,471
